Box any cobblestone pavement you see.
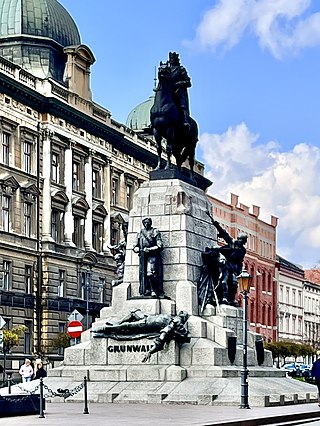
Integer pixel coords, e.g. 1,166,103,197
1,402,320,426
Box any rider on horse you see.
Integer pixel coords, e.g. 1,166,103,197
150,52,198,173
168,52,192,130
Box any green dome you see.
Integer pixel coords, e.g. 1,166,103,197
0,0,81,80
0,0,80,46
126,95,155,132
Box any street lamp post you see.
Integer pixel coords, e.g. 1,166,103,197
238,269,253,409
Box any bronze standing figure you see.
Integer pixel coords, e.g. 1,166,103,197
133,217,164,298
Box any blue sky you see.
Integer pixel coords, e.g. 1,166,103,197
60,0,320,269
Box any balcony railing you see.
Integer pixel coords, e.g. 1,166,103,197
0,291,35,309
46,296,104,313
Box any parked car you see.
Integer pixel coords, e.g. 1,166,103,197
300,364,312,379
281,362,302,377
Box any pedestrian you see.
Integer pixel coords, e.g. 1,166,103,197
19,358,33,383
35,362,47,379
311,358,320,406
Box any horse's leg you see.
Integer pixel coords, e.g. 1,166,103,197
153,129,162,170
189,147,195,175
176,153,182,172
165,143,172,169
165,128,174,170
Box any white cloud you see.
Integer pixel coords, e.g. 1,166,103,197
199,123,320,267
188,0,320,58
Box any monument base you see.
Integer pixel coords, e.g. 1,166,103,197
44,177,316,406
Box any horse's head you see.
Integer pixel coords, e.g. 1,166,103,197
157,62,171,83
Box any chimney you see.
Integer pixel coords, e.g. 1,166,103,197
230,193,238,207
271,215,278,227
252,205,260,217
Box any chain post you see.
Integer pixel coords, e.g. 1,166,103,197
39,377,45,418
83,376,89,414
7,376,11,394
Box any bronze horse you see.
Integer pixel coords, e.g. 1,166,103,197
150,62,198,173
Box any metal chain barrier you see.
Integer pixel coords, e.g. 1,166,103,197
42,381,85,400
17,384,40,395
14,381,84,400
1,376,89,417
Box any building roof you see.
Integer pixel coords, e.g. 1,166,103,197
305,269,320,285
0,0,80,47
276,254,304,276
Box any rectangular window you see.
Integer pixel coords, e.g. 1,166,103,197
80,270,92,300
292,316,296,334
2,195,10,232
80,272,86,299
51,153,60,183
72,162,80,191
3,318,11,330
23,202,31,237
51,210,64,243
111,226,119,246
2,132,10,165
2,260,10,291
24,320,32,354
92,169,100,198
98,278,105,303
92,221,103,252
51,210,58,241
23,141,32,173
25,265,32,293
126,184,133,210
292,290,296,306
58,270,65,297
111,178,118,205
73,216,84,248
58,323,65,356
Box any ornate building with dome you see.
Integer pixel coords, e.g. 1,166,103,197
0,0,282,371
0,0,161,367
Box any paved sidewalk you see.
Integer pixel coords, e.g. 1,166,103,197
1,402,320,426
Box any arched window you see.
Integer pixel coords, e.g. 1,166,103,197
261,304,266,326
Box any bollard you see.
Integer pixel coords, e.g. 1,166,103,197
7,376,11,394
39,377,45,418
83,376,89,414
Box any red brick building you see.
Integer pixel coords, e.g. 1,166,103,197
208,193,278,341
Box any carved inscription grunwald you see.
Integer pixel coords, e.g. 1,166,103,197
107,344,151,353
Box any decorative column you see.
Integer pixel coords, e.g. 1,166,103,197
64,141,74,245
84,150,93,250
41,129,53,241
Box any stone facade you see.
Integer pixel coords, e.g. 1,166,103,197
0,54,158,367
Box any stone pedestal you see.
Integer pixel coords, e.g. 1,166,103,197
121,178,217,314
49,177,288,406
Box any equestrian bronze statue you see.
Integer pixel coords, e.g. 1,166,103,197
150,52,198,174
